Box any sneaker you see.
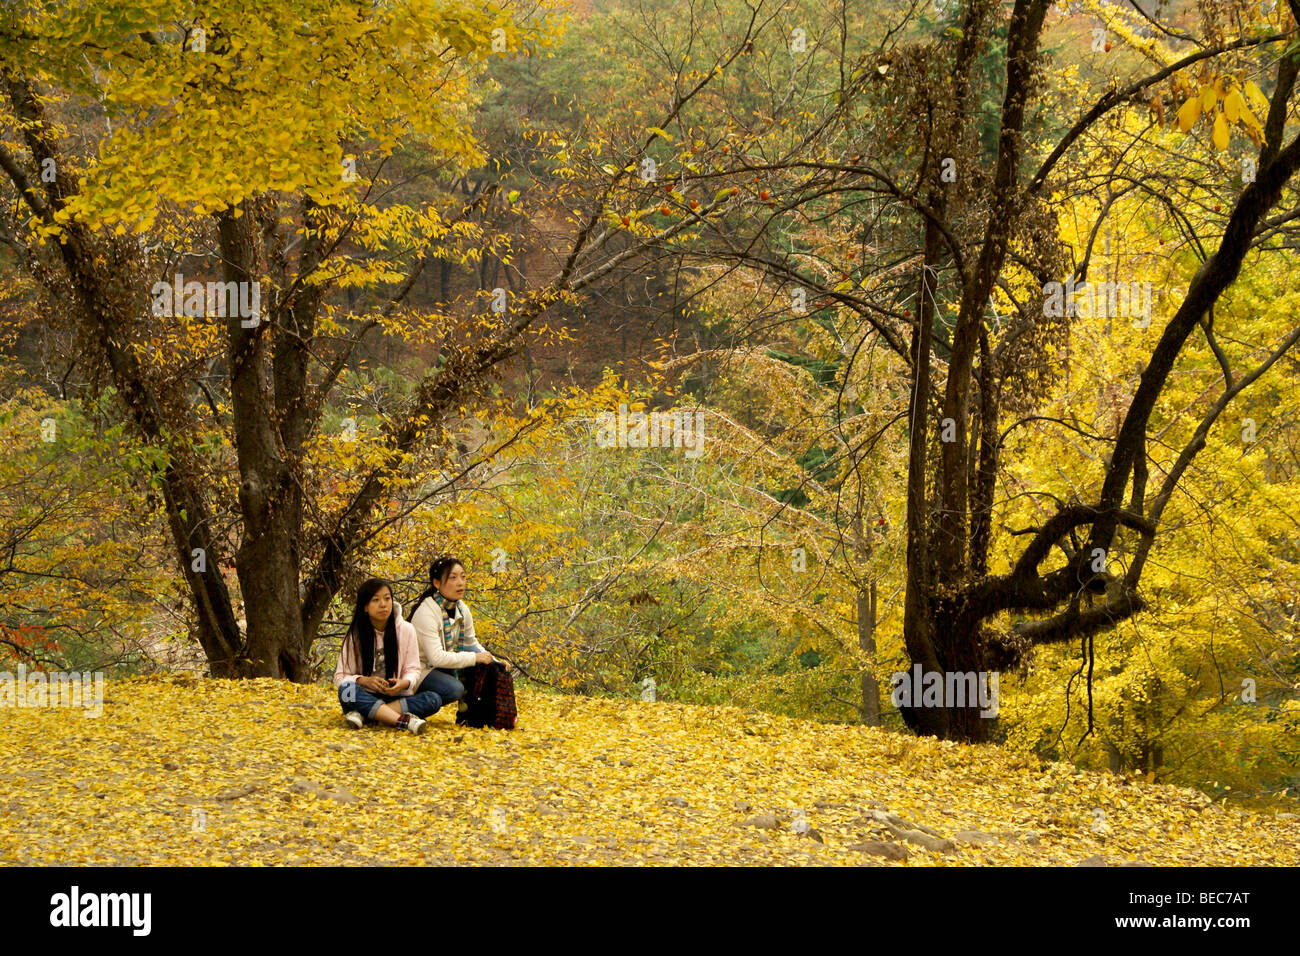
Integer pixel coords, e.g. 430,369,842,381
403,715,427,735
344,711,364,730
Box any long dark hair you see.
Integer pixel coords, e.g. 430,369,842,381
345,577,398,678
409,555,464,619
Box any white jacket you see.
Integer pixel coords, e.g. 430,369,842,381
408,596,484,684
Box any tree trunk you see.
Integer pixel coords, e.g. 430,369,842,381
219,207,309,679
857,582,881,726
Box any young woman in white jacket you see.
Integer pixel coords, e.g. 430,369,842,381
408,556,508,711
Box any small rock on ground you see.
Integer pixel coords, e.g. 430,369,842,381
849,840,909,861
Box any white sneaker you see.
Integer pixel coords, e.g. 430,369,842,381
404,715,427,735
344,711,364,730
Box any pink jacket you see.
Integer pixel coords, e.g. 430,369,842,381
333,616,421,696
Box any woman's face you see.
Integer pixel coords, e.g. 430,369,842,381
366,586,392,624
437,563,467,601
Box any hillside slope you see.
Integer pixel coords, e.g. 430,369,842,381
1,675,1295,865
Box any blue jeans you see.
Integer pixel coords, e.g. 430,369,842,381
338,682,441,721
416,668,467,709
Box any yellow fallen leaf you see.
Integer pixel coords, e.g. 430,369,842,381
1200,85,1217,111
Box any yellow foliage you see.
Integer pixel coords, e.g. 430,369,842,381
1,676,1295,865
1212,111,1229,151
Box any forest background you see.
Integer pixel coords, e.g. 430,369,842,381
1,0,1298,809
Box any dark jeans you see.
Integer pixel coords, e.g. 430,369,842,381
338,682,441,721
416,668,467,709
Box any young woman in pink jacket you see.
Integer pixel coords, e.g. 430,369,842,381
334,577,441,733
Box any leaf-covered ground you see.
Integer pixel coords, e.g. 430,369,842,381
2,675,1296,866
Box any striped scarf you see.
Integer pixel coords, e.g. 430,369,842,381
435,592,470,650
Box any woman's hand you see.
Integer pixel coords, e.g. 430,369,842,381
358,676,386,692
474,650,494,665
388,679,410,693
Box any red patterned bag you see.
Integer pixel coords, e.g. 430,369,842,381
456,661,517,730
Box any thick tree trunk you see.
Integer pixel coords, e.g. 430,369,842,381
900,1,1049,741
933,612,995,743
219,208,309,680
900,214,949,739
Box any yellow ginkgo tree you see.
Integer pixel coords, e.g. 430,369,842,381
0,0,802,683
